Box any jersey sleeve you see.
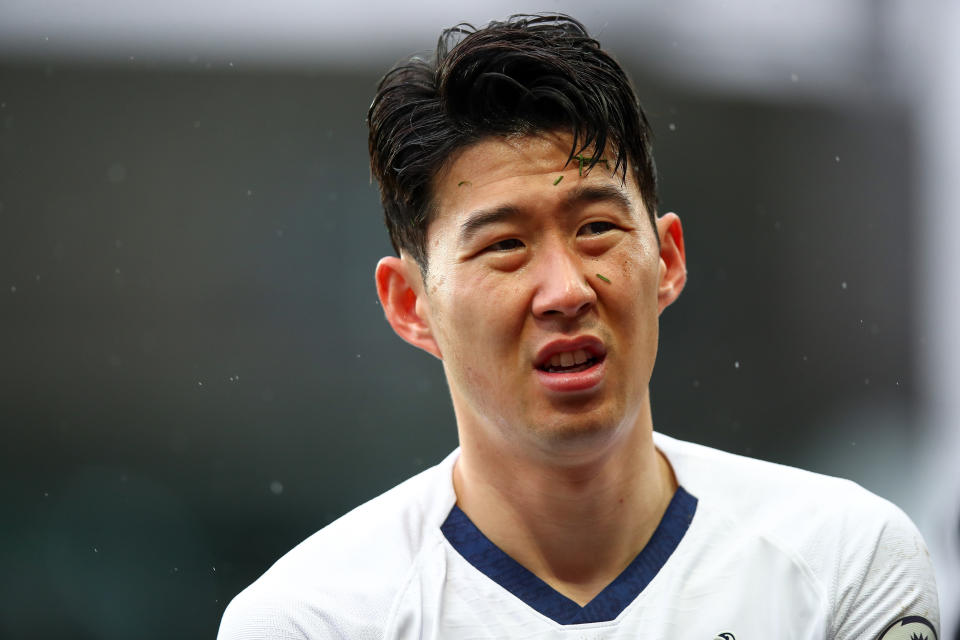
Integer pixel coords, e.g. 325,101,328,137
217,589,316,640
831,500,940,640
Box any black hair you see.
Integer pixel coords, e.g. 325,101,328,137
367,13,658,271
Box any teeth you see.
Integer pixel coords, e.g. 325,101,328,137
547,349,591,369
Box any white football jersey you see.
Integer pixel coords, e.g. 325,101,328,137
218,433,940,640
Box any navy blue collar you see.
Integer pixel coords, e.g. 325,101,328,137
440,486,697,625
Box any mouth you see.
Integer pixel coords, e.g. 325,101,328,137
533,338,607,392
536,348,604,374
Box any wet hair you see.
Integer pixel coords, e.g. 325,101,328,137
367,13,658,272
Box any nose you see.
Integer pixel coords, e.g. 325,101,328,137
531,243,597,319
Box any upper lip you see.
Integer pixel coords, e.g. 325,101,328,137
533,336,606,369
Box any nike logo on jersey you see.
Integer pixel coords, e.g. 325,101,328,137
713,634,735,640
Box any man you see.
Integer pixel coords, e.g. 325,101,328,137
219,14,939,639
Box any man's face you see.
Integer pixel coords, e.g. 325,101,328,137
402,132,680,456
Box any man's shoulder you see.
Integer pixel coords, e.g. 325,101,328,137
218,450,459,640
655,430,903,526
656,432,939,636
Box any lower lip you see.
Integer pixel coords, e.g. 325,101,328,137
534,358,606,393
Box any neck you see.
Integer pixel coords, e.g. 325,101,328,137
451,395,676,606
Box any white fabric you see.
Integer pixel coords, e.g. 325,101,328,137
218,432,940,639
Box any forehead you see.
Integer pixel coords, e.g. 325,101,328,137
429,132,643,235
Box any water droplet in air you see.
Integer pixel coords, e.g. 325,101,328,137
790,73,799,82
10,285,16,293
246,189,253,196
734,361,740,369
270,481,284,495
668,123,677,131
841,281,847,289
834,155,840,162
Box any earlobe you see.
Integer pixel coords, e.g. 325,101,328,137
375,256,443,359
656,212,687,315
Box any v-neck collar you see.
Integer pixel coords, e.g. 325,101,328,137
440,486,697,625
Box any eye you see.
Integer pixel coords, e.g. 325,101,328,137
578,221,617,236
485,238,525,252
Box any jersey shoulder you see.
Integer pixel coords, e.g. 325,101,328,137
654,432,940,638
218,450,459,640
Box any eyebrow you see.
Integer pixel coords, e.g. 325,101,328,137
563,183,633,213
458,204,523,246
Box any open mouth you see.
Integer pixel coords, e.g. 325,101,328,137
536,348,603,374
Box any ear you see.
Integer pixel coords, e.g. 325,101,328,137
375,255,442,359
655,212,687,314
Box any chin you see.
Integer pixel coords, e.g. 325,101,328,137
526,412,629,458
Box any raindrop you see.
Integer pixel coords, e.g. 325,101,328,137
834,155,840,162
93,547,99,553
35,274,40,281
668,123,677,131
734,361,740,369
790,72,799,82
211,566,217,573
246,189,253,196
270,481,284,495
43,491,49,497
197,381,204,387
10,285,16,293
841,281,847,290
